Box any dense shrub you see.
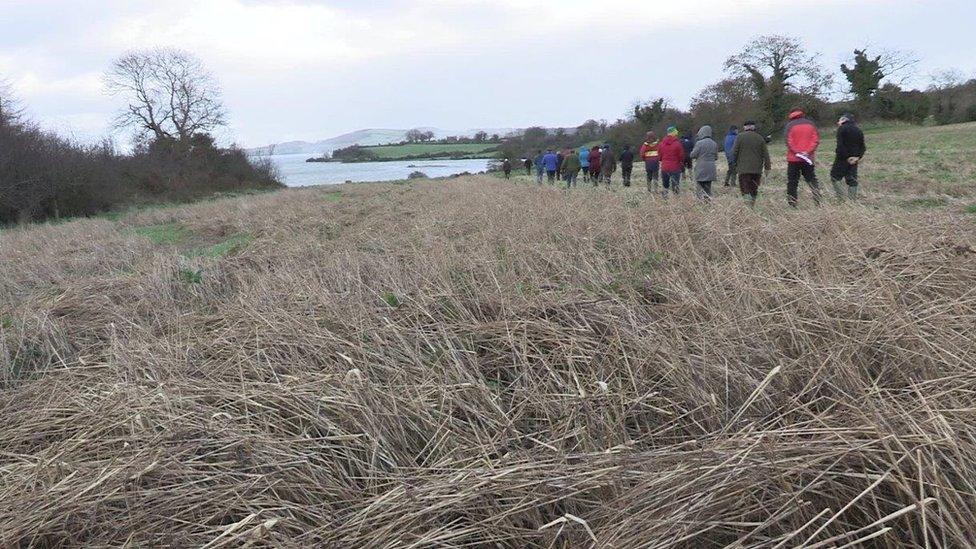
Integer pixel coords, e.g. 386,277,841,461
0,112,281,225
331,145,379,162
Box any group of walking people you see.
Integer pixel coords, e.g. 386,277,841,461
525,144,638,187
507,109,867,207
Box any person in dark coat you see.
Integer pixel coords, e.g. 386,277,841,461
723,126,738,186
561,149,581,188
524,157,532,176
502,159,512,179
680,132,694,172
619,145,635,187
830,113,867,201
729,121,771,207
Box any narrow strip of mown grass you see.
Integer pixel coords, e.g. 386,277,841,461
188,234,253,259
135,223,190,245
134,223,252,259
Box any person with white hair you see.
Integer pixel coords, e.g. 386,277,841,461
831,113,867,201
729,121,771,207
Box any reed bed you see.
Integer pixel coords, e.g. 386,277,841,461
1,177,975,547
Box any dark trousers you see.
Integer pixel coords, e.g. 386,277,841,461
786,162,822,207
830,159,859,200
621,164,633,186
830,160,858,186
644,160,660,181
723,161,736,186
504,170,511,179
662,171,681,194
564,170,579,188
546,170,556,182
739,173,761,198
696,181,713,199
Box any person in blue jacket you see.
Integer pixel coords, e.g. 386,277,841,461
533,150,545,184
579,146,591,183
723,125,738,186
542,149,559,183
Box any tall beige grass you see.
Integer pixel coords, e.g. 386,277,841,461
1,177,975,547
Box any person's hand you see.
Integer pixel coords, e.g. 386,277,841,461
847,157,860,165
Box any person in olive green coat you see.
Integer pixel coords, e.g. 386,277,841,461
562,149,582,188
729,121,772,207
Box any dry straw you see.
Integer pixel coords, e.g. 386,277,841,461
1,176,975,547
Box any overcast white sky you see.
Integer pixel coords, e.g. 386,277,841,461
2,0,974,147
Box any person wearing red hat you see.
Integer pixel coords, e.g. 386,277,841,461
784,109,823,207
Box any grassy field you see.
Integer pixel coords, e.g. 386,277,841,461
1,123,976,546
364,142,499,159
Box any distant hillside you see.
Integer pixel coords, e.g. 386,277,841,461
247,129,434,156
248,127,519,156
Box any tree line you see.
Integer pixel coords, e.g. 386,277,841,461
497,35,975,160
0,49,281,225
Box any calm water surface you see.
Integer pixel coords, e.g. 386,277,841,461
259,154,493,187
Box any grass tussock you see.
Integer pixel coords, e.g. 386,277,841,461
1,177,975,547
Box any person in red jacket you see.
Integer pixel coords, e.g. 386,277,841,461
589,146,602,185
657,126,685,197
784,109,823,207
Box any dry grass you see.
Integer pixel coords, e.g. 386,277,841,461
1,175,976,547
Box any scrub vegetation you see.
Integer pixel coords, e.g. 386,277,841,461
1,123,975,547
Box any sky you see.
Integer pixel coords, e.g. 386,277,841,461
1,0,975,148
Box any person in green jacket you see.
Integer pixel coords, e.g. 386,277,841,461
562,149,582,188
729,121,771,207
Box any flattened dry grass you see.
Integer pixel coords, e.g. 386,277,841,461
1,177,976,547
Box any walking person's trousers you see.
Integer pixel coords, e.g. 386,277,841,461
661,171,681,197
830,160,859,201
786,161,822,207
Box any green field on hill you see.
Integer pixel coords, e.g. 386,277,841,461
363,142,499,159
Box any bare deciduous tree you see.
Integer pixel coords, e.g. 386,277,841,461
0,78,23,125
104,49,226,142
725,35,832,126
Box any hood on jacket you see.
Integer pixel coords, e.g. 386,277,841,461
788,110,805,120
696,126,713,140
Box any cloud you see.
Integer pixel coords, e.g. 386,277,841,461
0,0,973,146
